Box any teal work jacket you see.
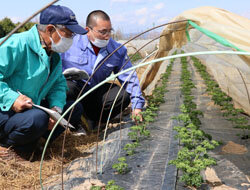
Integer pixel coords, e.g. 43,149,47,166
0,25,67,111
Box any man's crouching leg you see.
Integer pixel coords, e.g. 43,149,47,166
1,109,49,153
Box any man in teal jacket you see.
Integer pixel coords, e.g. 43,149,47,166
0,5,87,160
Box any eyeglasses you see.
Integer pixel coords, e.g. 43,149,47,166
55,25,76,38
59,28,76,39
89,27,114,36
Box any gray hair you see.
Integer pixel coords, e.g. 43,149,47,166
37,24,65,32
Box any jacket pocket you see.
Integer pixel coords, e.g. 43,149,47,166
97,63,115,79
66,55,88,66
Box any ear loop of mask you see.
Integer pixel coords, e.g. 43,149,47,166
49,26,74,53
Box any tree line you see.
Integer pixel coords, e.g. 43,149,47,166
0,17,35,38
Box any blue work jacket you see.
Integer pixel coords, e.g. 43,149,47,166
0,25,67,111
61,34,145,109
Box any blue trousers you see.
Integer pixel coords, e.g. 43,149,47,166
0,100,83,152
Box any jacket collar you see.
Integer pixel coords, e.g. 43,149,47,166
27,25,60,64
27,25,47,56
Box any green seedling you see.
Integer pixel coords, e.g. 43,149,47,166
90,186,102,190
91,180,124,190
112,157,129,174
106,180,124,190
169,147,217,187
123,142,139,155
172,113,191,125
130,125,143,132
128,131,138,142
143,114,155,123
141,129,150,137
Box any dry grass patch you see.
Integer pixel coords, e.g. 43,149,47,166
0,131,100,190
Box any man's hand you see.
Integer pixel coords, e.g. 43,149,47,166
12,95,33,112
48,107,60,130
48,118,56,130
132,108,143,122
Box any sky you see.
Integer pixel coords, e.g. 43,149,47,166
1,0,250,34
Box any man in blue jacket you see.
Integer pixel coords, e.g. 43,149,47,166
61,10,145,132
0,5,87,160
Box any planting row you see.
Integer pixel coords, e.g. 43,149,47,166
192,56,250,139
170,55,219,188
91,55,175,189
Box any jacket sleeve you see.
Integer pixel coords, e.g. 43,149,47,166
114,49,145,110
0,42,21,111
46,64,68,110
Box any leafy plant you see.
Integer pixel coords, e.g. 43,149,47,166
112,157,129,174
169,147,217,187
128,131,138,142
91,180,124,190
106,180,124,190
123,142,139,155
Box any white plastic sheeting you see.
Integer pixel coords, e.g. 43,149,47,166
139,6,250,115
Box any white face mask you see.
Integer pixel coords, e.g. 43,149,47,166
91,38,110,48
50,27,73,53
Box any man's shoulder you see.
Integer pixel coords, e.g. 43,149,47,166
64,34,87,55
108,38,127,57
73,34,88,47
0,26,36,50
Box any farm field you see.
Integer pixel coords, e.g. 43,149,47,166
46,53,250,190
